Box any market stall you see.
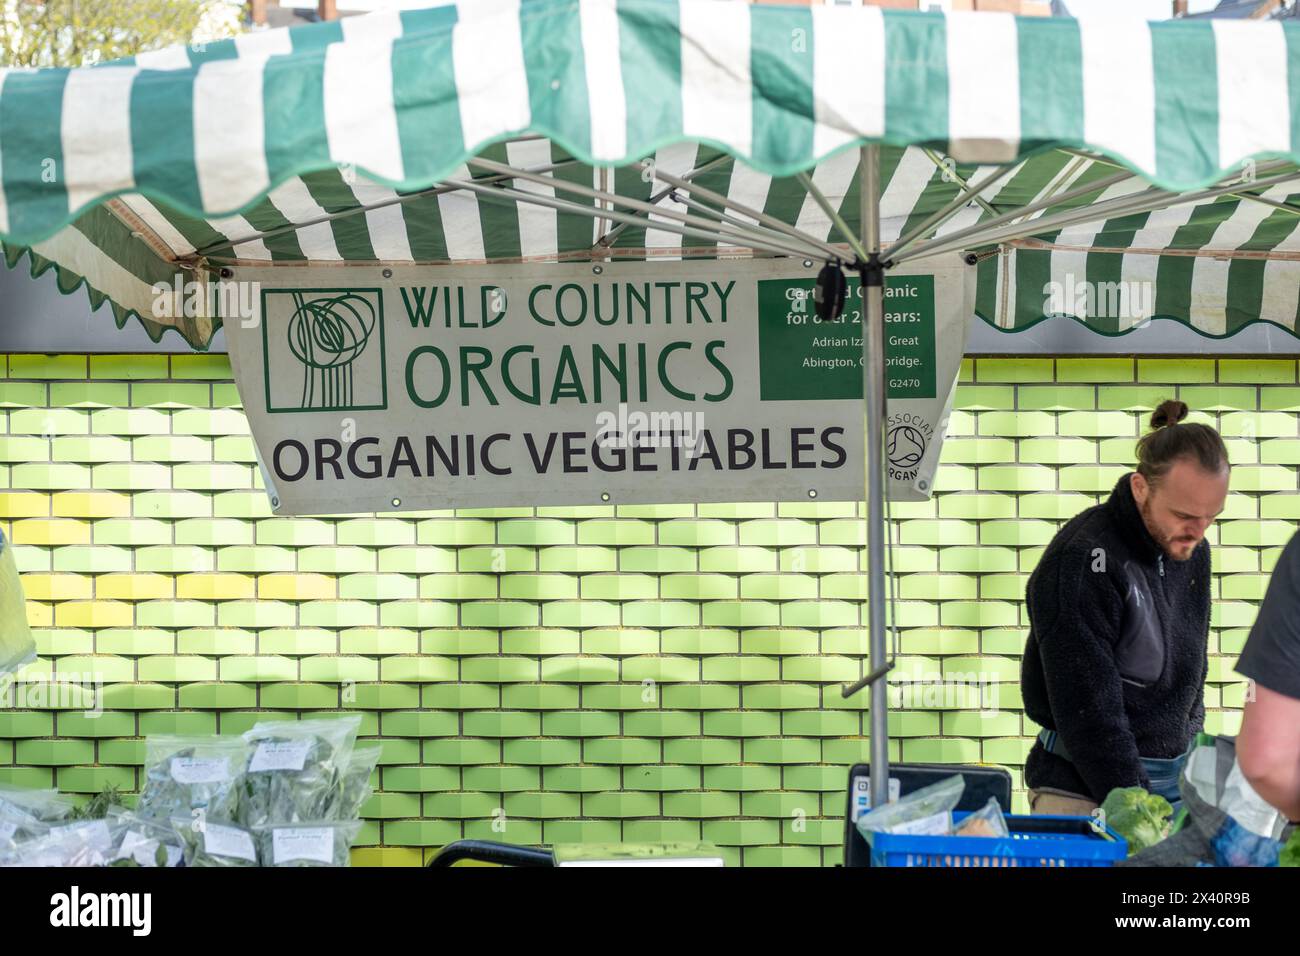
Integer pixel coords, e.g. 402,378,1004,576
3,0,1300,865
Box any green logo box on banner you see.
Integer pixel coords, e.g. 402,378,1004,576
261,288,389,414
757,275,936,402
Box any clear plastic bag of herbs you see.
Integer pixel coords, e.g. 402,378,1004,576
0,806,31,849
0,819,115,867
324,742,381,821
171,816,259,867
239,716,360,828
0,784,76,847
254,820,362,867
137,735,249,822
0,783,75,823
106,808,184,867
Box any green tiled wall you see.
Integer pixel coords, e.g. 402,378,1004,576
0,354,1278,866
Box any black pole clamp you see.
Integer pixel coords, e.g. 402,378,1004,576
856,252,886,289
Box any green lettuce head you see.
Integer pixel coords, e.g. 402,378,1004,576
1101,786,1174,855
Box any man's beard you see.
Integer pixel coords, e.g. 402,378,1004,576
1139,496,1196,561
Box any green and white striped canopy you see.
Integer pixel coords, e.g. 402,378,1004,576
4,0,1300,348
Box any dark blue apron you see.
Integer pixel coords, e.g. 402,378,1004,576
1038,729,1186,812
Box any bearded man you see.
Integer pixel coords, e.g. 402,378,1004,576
1021,399,1229,815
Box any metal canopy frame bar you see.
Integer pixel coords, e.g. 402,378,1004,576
644,162,845,260
191,159,584,259
669,189,820,259
443,174,824,259
594,154,731,249
195,153,838,265
1060,146,1300,220
889,167,1136,264
795,170,869,263
885,160,1018,262
923,149,1003,219
468,155,834,262
894,162,1300,264
187,145,1300,279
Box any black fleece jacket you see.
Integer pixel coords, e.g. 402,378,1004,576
1021,472,1209,803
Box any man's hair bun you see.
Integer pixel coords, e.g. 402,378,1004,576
1136,398,1228,483
1149,399,1189,429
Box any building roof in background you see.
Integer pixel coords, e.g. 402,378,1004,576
1185,0,1298,19
253,0,364,29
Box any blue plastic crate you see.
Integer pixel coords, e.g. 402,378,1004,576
866,813,1127,868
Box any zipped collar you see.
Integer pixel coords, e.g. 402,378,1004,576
1106,471,1165,569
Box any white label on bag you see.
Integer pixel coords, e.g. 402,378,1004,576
249,739,312,772
272,827,335,865
170,756,230,784
203,823,257,862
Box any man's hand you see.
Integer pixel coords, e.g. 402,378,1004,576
1237,682,1300,822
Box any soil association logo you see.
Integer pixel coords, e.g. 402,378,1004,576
886,412,932,483
261,289,387,413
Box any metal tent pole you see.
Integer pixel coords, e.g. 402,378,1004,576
859,145,890,810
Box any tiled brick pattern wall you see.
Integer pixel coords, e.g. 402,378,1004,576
0,353,1277,866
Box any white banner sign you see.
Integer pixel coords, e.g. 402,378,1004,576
224,258,973,515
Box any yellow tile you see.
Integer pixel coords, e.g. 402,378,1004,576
27,602,53,627
22,573,92,601
52,491,131,518
257,573,336,601
351,847,424,867
95,573,174,601
10,518,92,546
54,601,133,629
0,493,49,518
176,573,256,601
